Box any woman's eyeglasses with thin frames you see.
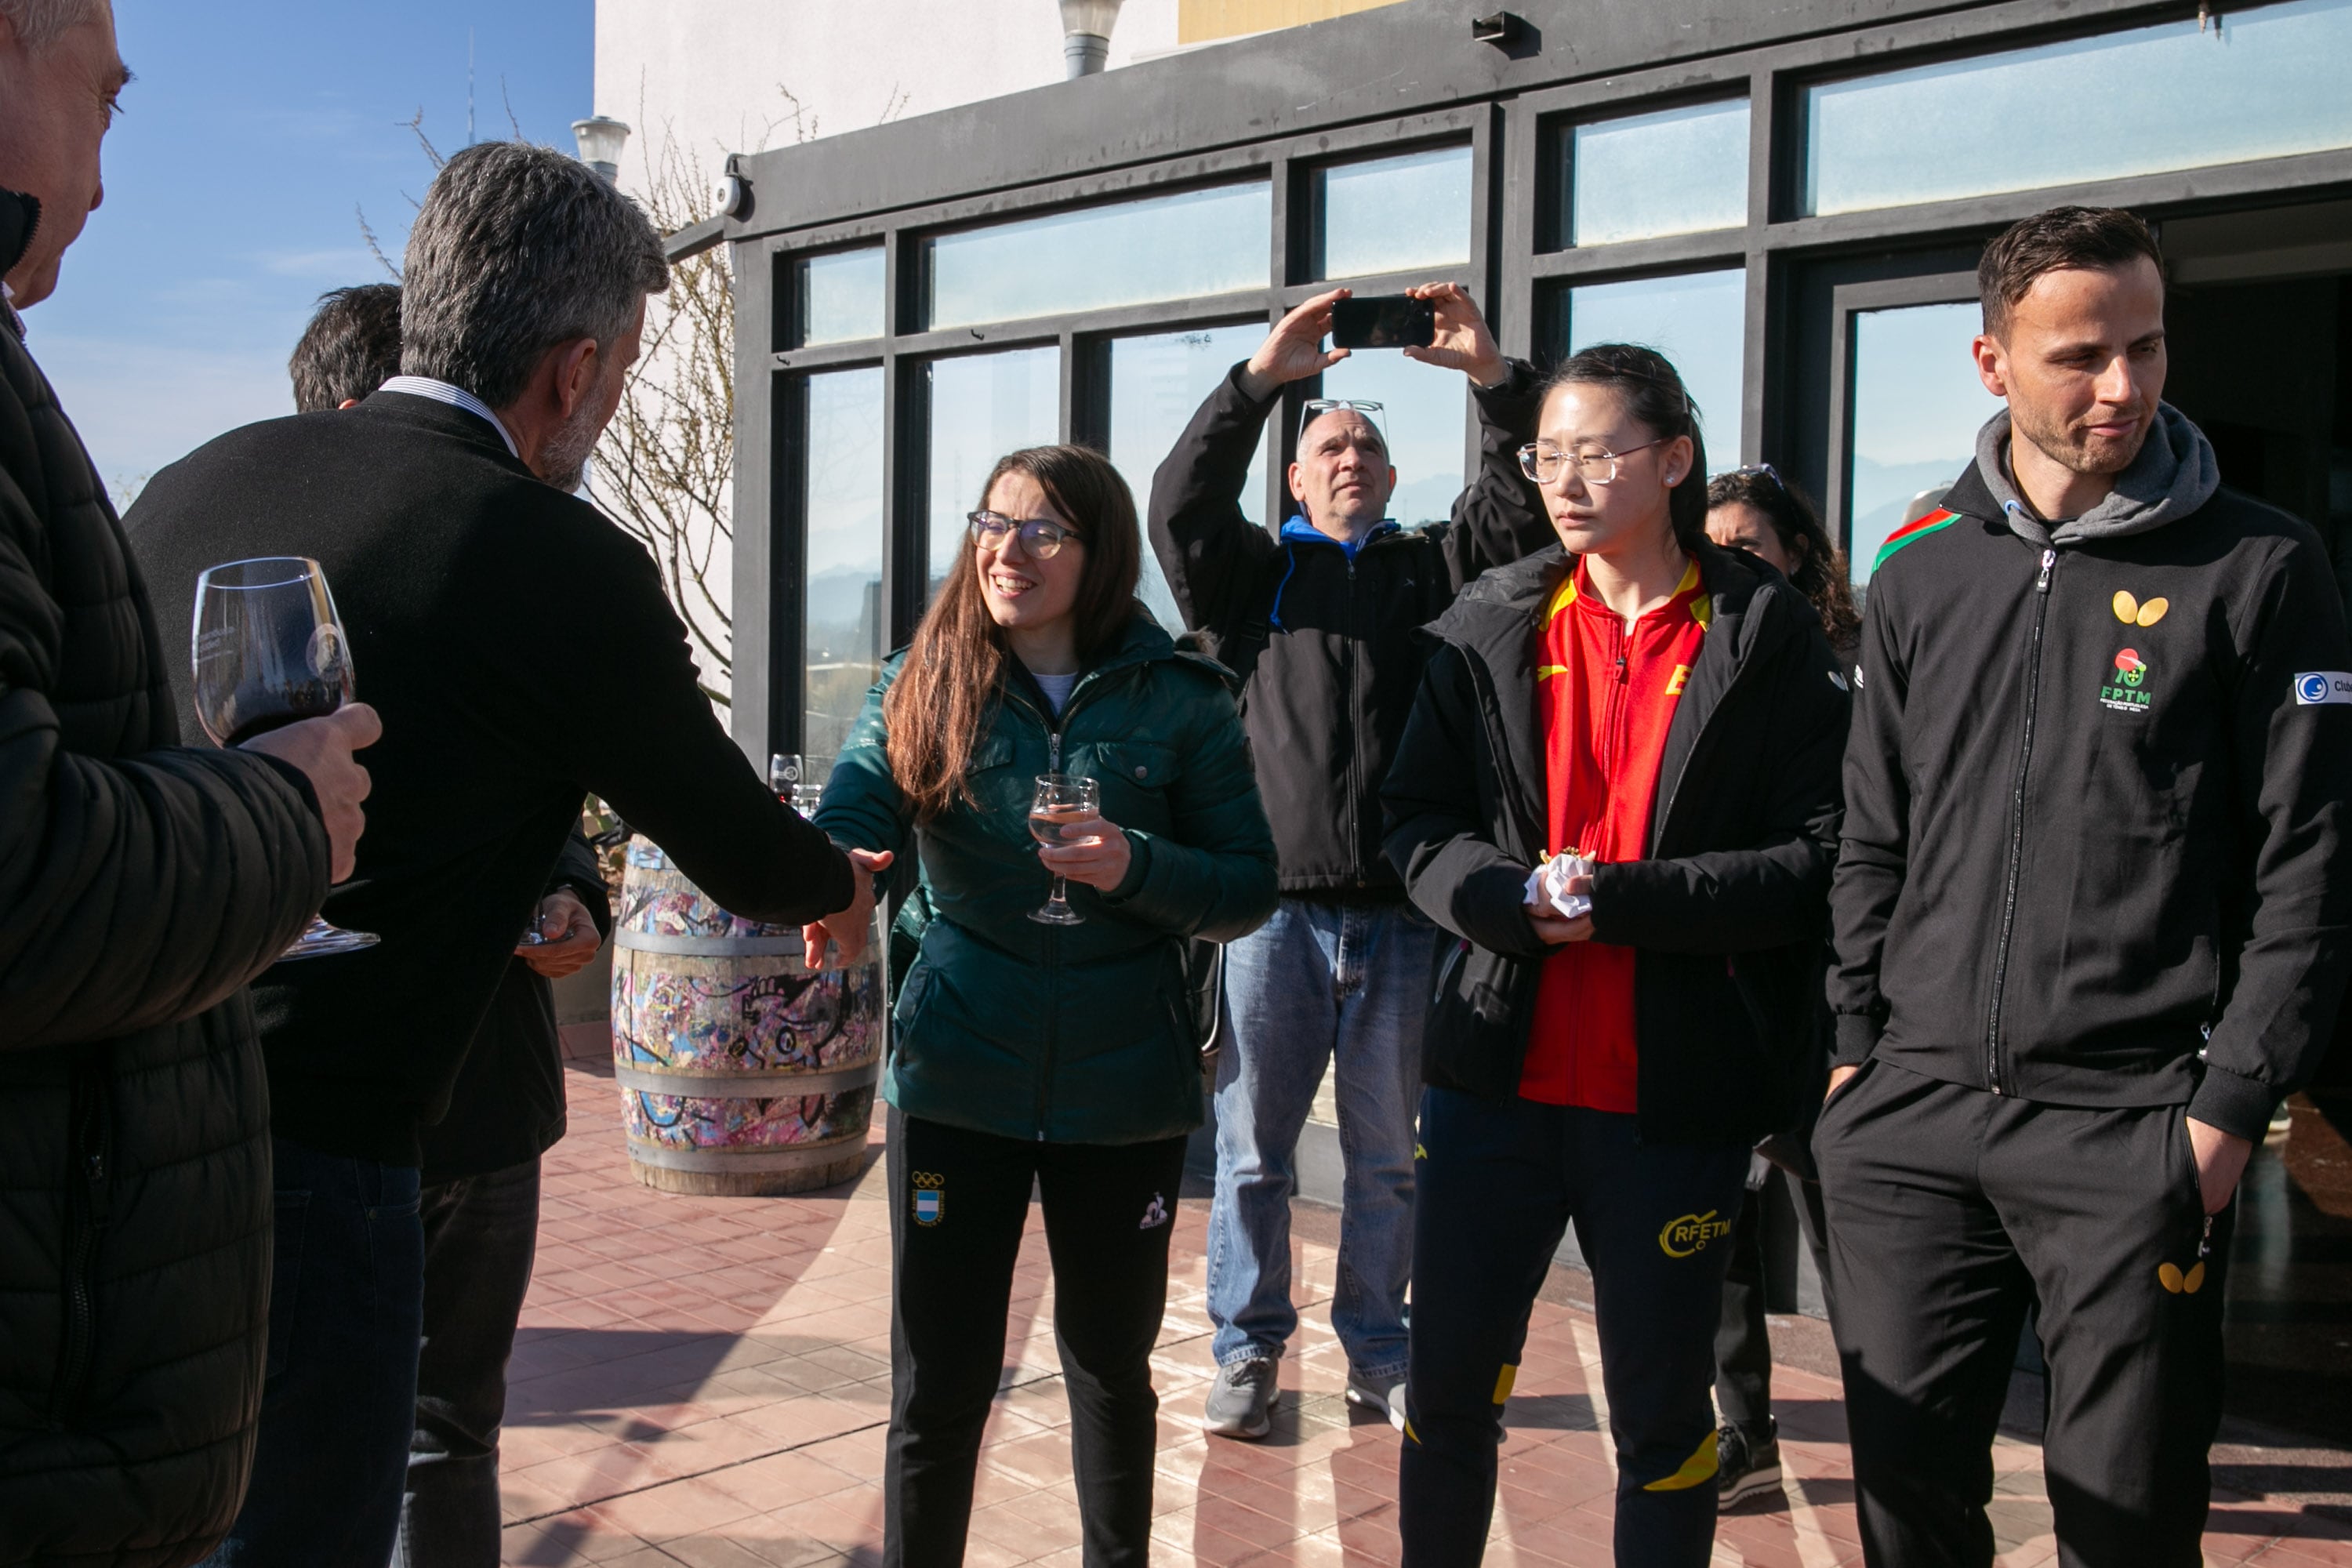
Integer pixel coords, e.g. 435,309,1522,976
1515,437,1667,487
968,511,1080,559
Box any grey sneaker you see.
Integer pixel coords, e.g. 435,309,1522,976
1716,1418,1782,1510
1345,1376,1409,1432
1202,1357,1279,1439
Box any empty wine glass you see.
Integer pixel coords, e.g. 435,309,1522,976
1029,773,1099,927
191,557,379,960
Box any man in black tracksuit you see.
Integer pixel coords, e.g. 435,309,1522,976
1151,283,1555,1435
1820,206,2352,1566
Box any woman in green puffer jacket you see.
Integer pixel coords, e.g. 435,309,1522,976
809,443,1277,1568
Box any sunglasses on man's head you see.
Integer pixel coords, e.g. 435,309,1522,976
1298,397,1389,455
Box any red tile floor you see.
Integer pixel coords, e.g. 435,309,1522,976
499,1058,2352,1566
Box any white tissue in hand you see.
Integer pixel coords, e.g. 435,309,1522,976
1522,853,1594,920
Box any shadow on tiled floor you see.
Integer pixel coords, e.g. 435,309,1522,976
499,1060,2352,1566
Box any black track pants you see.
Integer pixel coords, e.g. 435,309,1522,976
884,1108,1189,1568
1715,1167,1834,1433
1398,1087,1750,1566
1814,1061,2232,1568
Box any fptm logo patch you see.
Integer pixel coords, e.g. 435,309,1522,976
2101,648,2153,714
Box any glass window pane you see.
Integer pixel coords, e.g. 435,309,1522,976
1570,100,1748,247
927,347,1062,599
1846,302,2003,586
803,367,886,764
1319,352,1467,529
1562,269,1747,475
929,183,1270,330
1806,0,2352,217
1109,325,1270,634
1319,145,1473,281
797,248,885,347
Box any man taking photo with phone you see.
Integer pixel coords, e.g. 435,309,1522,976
1150,281,1553,1439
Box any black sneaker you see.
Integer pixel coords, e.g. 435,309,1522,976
1202,1356,1279,1440
1717,1418,1782,1509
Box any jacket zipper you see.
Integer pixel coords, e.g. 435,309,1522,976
1022,671,1109,1139
49,1053,111,1428
1984,547,2059,1096
1343,552,1365,888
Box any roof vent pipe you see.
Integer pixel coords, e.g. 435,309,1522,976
1061,0,1124,78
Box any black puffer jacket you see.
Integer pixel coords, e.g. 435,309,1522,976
1381,541,1849,1144
0,191,330,1566
1149,361,1555,898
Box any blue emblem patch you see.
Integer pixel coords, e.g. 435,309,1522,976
911,1171,946,1226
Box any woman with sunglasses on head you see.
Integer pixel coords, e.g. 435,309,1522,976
1706,465,1862,672
1699,463,1860,1509
1380,345,1849,1566
808,445,1278,1568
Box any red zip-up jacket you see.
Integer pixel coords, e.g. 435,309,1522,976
1523,558,1711,1109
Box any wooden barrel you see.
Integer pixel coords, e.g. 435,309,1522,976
610,836,884,1196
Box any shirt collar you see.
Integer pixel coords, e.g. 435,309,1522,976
1279,516,1399,558
377,375,521,459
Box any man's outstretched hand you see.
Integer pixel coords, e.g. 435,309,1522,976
1402,281,1507,387
1240,289,1353,401
803,848,895,971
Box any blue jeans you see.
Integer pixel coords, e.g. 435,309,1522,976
1206,898,1436,1385
200,1138,425,1568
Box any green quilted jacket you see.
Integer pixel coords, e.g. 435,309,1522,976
815,613,1278,1145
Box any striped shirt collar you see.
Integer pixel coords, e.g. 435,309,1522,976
377,375,520,459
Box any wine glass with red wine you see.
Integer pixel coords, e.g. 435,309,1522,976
191,557,379,960
1029,773,1099,927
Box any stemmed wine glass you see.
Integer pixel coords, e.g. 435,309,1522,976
191,557,379,960
1029,773,1099,927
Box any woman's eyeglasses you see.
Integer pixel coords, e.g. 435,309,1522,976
1515,437,1666,487
968,511,1080,559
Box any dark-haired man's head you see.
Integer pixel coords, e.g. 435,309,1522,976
289,283,401,412
1973,205,2167,494
400,140,668,490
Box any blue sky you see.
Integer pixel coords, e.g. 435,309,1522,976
23,0,592,498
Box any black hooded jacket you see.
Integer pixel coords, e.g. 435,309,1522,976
1829,424,2352,1143
1148,361,1557,898
0,188,332,1565
1381,539,1849,1145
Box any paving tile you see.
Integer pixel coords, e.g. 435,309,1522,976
493,1062,2350,1566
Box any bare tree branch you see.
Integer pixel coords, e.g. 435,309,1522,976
583,126,739,706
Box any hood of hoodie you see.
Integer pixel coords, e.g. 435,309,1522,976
1973,401,2219,548
0,187,37,339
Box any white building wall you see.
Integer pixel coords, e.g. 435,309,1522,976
594,0,1181,184
591,0,1180,709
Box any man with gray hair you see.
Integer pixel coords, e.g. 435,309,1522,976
128,140,885,1565
2,2,379,1562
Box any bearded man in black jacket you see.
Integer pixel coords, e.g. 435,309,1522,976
1150,282,1553,1438
128,142,884,1567
0,2,379,1563
1818,206,2352,1566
